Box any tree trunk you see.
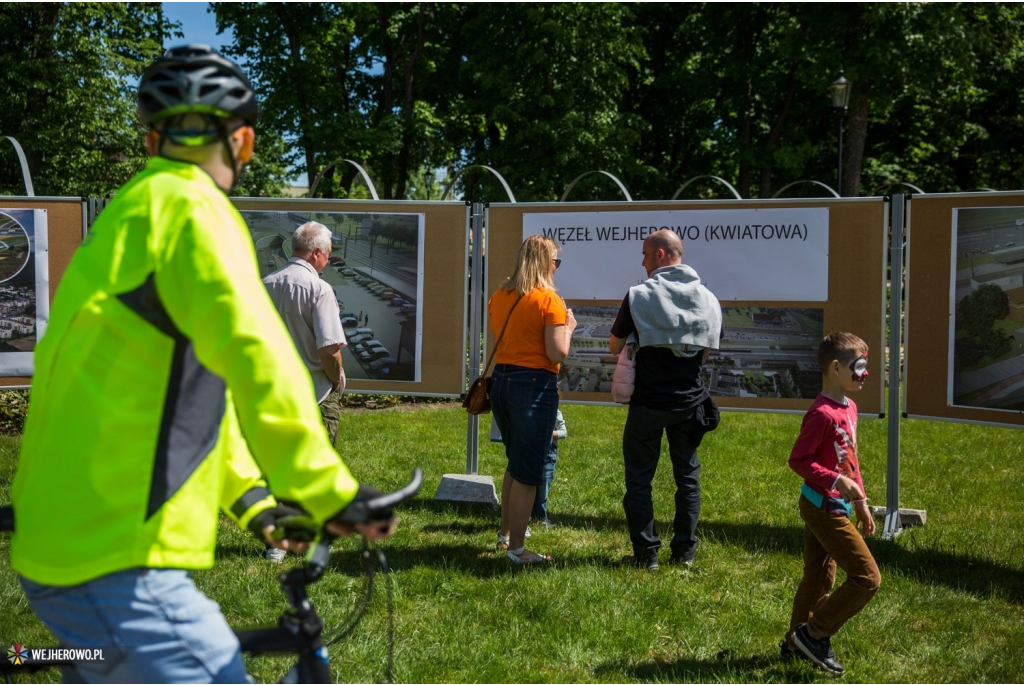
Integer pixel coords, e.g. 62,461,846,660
277,7,317,188
395,4,425,199
340,166,359,198
736,26,755,199
21,4,61,178
320,166,335,199
376,3,397,198
758,77,796,198
841,90,869,197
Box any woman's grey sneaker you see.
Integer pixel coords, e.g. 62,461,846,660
793,623,845,675
264,547,286,563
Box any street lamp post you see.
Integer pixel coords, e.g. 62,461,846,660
425,169,435,201
830,70,852,195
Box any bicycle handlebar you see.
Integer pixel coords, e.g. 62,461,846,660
334,468,424,525
290,468,423,585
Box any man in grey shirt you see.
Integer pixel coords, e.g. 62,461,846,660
263,221,347,446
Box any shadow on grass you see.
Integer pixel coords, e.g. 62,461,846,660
404,496,627,534
699,520,805,556
321,542,632,579
594,652,817,683
871,538,1024,605
399,493,622,536
214,540,266,561
697,519,1024,605
217,508,1024,603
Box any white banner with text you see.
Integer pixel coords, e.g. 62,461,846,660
523,207,829,301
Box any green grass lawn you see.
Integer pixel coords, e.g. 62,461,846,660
2,403,1023,683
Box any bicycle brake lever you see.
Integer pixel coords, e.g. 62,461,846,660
334,469,423,525
303,538,333,582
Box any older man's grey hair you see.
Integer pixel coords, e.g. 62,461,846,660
292,222,333,256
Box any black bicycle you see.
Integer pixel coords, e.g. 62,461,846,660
0,469,422,684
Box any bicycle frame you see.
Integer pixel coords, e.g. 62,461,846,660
232,539,340,684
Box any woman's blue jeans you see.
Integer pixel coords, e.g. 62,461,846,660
489,364,559,487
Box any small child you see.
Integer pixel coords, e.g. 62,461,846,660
782,332,880,675
531,408,567,527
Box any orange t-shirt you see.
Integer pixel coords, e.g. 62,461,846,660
488,287,568,374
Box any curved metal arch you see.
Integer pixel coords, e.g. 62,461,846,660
308,159,379,200
771,180,840,199
2,136,34,196
440,165,516,203
870,181,927,196
670,175,742,201
559,170,632,202
895,182,926,195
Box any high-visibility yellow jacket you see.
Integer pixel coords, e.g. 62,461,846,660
11,156,358,586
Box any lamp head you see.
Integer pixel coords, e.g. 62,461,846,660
830,70,852,110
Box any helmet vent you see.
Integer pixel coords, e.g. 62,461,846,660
138,44,259,125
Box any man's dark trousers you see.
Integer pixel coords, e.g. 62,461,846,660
622,403,702,562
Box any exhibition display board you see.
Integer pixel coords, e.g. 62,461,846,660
0,197,82,387
233,198,470,397
486,199,888,415
904,191,1024,426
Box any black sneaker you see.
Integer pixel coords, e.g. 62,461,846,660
668,554,694,569
793,624,845,675
779,638,806,663
621,554,659,572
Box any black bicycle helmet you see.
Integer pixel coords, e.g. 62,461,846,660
138,44,258,129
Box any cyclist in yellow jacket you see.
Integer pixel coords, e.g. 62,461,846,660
10,45,394,683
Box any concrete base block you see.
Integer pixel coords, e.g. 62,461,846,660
434,473,499,510
869,505,927,527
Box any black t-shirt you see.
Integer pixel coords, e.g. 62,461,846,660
610,294,707,410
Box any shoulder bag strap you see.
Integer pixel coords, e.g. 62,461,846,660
482,294,524,376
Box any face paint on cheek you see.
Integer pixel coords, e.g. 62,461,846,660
849,354,869,382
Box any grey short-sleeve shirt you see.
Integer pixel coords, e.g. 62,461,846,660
263,258,346,401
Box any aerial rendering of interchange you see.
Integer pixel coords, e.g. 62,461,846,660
558,305,824,400
953,206,1024,409
0,213,35,353
242,210,421,382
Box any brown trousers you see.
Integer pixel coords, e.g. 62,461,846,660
788,495,881,640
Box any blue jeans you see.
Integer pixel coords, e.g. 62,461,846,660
622,404,702,562
489,364,559,486
531,440,558,520
19,568,249,684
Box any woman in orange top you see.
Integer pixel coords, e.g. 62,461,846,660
489,235,577,564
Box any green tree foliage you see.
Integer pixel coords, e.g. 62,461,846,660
0,3,175,197
954,283,1013,367
8,3,1024,200
215,2,448,200
956,283,1009,336
216,2,1024,201
231,129,292,198
433,3,645,202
